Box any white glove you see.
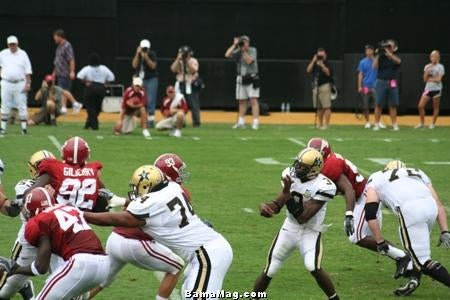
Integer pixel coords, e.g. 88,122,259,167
108,195,126,209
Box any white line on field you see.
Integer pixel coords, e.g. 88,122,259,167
382,138,392,143
192,137,200,141
424,161,450,165
96,135,104,140
48,135,62,151
429,139,440,143
239,137,250,141
367,158,394,166
152,271,181,300
288,138,306,147
334,138,344,142
242,208,254,213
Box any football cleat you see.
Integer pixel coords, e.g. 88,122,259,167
28,150,55,178
18,279,35,300
61,136,90,165
307,138,331,159
23,187,54,219
384,160,406,171
154,153,190,183
394,255,411,279
129,165,165,198
293,148,323,182
394,277,420,296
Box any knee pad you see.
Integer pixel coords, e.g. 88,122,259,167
265,256,283,278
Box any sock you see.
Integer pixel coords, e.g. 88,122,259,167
238,116,245,124
174,129,181,135
155,296,168,300
50,114,56,120
329,294,339,300
1,120,6,131
423,260,450,287
20,119,27,130
386,245,406,260
253,118,259,125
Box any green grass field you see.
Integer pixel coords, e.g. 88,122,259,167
1,122,449,299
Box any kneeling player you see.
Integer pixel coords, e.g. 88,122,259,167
365,160,450,296
255,148,339,300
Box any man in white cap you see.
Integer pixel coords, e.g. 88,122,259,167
113,77,151,138
132,39,158,128
0,35,32,135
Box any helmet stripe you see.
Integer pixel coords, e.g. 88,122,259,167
73,137,79,164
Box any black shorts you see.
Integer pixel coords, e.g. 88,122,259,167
423,89,442,98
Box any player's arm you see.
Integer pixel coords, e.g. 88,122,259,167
259,176,292,217
428,183,449,233
83,211,145,227
296,199,325,224
364,187,383,243
336,174,356,212
11,236,52,276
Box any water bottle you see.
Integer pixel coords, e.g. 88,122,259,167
281,102,286,112
286,102,290,113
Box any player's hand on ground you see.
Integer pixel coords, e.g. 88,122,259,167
376,240,389,255
281,175,293,194
259,202,279,218
438,231,450,248
344,212,354,236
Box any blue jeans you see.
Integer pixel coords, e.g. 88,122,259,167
374,79,399,106
143,77,158,116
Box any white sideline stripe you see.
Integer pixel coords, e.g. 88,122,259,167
152,271,181,300
48,135,62,151
242,208,254,213
239,137,250,141
382,138,393,143
96,135,104,140
254,157,282,165
287,138,306,147
424,161,450,165
429,139,440,143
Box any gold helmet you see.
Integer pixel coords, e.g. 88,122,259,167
28,150,56,178
129,165,165,199
384,160,406,171
293,148,324,181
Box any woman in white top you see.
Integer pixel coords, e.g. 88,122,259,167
416,50,445,129
77,53,115,130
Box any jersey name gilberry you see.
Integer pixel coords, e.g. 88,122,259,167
63,167,95,177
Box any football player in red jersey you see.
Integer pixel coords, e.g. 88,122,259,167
26,136,107,212
7,187,109,300
307,137,410,277
88,153,190,300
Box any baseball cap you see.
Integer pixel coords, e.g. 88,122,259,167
240,35,250,42
7,35,18,45
132,77,143,86
44,74,54,82
140,39,151,49
365,44,375,50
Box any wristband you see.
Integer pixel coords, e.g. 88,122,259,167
442,231,449,234
345,210,353,217
31,261,44,276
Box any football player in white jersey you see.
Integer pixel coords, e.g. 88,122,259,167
254,148,340,300
365,160,450,296
84,165,233,300
0,150,55,300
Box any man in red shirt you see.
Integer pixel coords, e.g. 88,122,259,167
88,153,190,300
114,77,151,138
7,187,109,300
27,136,107,212
308,138,410,278
155,85,188,138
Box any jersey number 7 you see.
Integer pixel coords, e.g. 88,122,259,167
167,194,195,228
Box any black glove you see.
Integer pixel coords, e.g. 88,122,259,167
98,188,114,201
344,211,354,237
285,196,304,219
376,240,389,255
438,231,450,248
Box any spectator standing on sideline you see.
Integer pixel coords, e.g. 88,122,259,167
372,39,401,131
357,45,378,129
132,39,158,128
306,47,333,130
415,50,445,129
225,35,260,130
52,29,80,114
29,74,78,126
0,35,32,135
170,45,201,127
113,77,150,138
156,85,189,138
77,53,115,130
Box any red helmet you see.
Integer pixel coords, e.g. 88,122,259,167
24,187,53,219
61,136,90,165
307,138,332,159
154,153,190,183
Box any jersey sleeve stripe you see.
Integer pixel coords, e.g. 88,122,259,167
316,191,334,199
129,212,149,219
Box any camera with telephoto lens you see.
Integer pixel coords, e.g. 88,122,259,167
141,47,148,53
316,54,324,61
376,40,392,56
179,45,192,60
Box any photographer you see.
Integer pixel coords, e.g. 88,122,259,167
306,48,333,130
225,35,260,130
132,39,158,127
372,39,401,131
170,45,201,127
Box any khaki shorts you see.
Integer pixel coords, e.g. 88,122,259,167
30,104,61,125
236,76,260,100
312,83,332,109
156,114,185,130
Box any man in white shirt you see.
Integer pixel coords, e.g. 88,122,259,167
0,36,32,135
